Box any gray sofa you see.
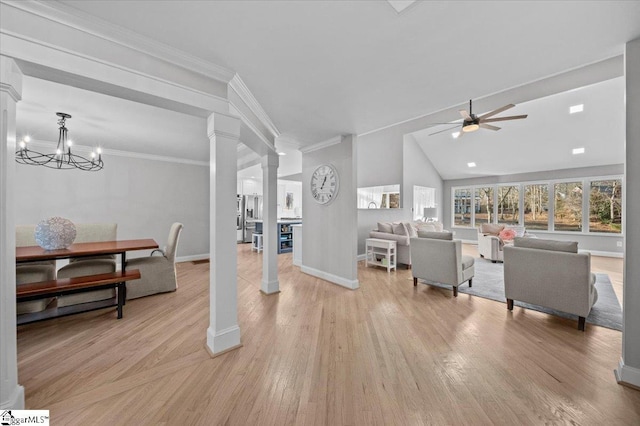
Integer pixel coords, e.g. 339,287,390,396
504,237,598,331
369,221,445,268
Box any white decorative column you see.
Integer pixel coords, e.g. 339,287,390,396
0,56,24,409
261,152,279,294
206,112,242,356
617,37,640,388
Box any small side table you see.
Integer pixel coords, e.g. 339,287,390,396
252,233,263,253
365,238,397,273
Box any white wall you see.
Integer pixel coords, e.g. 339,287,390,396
302,136,358,288
442,164,625,254
14,155,209,259
356,131,444,255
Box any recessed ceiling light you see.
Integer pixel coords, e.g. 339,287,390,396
452,131,460,138
569,104,584,114
278,152,286,156
467,162,476,168
572,147,585,155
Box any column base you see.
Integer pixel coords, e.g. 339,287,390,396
0,385,24,410
615,358,640,390
206,325,241,357
260,280,280,295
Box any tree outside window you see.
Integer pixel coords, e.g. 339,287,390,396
554,182,582,231
497,186,519,225
524,184,549,230
474,187,493,224
589,180,622,233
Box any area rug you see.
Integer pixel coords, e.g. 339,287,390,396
417,259,623,331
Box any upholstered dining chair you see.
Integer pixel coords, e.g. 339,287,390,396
126,222,183,300
16,225,56,314
56,223,118,307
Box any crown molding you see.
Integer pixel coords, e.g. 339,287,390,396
0,82,21,102
22,139,208,167
228,102,276,152
2,0,235,83
229,74,280,137
299,135,343,154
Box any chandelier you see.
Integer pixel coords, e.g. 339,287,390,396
15,112,104,171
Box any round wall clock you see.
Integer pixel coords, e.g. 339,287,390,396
310,164,339,205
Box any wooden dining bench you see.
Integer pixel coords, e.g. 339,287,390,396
16,269,141,325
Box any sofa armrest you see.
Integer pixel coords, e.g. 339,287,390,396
369,231,410,246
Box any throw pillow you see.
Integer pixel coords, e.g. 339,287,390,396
514,237,578,253
403,222,418,238
499,228,517,241
431,221,444,232
417,230,453,240
392,222,408,236
506,225,526,237
377,222,393,233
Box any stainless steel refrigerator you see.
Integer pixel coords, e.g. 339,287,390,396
242,194,263,243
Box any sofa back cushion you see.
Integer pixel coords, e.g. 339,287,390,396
480,223,505,235
417,230,453,240
377,222,393,233
514,237,578,253
392,222,408,236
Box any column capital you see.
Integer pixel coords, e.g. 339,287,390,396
261,151,279,169
207,112,241,140
0,56,23,102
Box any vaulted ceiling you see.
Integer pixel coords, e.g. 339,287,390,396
12,1,640,178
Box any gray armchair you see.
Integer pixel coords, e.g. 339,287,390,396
504,237,598,331
126,222,183,300
410,233,474,297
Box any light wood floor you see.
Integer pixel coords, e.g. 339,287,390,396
17,244,640,425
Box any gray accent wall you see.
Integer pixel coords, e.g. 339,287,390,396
302,135,358,284
622,36,640,385
443,164,624,253
356,131,443,255
14,155,209,258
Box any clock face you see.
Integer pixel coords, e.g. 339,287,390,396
310,164,339,205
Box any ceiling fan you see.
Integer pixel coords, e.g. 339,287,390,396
429,99,528,137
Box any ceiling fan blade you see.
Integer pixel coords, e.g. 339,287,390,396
481,114,528,123
459,109,471,120
480,123,501,131
478,104,515,120
428,125,460,136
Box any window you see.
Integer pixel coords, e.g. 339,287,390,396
497,186,519,225
413,186,436,221
474,187,494,224
554,182,582,231
453,188,472,226
589,180,622,233
524,184,549,230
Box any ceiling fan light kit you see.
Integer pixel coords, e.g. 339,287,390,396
429,99,528,137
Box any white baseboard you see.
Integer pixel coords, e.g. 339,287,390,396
616,358,640,388
206,325,241,356
176,253,209,263
584,250,624,259
0,385,24,409
357,253,367,262
261,279,280,294
301,265,359,290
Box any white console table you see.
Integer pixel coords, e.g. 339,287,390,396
365,238,397,273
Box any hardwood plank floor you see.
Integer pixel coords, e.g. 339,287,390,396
17,244,640,425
